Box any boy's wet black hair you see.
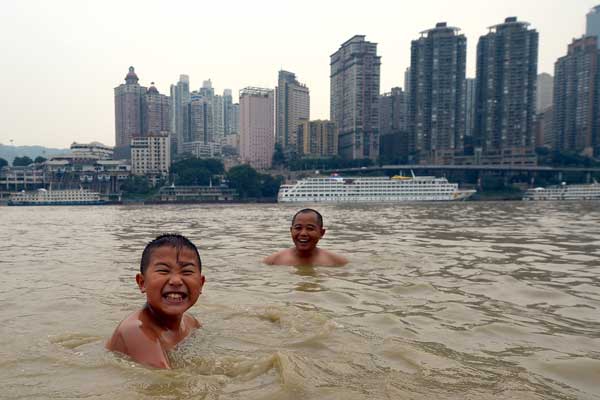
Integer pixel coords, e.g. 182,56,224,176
291,208,323,228
140,234,202,274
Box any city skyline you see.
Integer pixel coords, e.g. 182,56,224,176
1,0,598,148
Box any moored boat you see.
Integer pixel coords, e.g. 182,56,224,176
8,188,108,206
278,174,475,203
523,182,600,201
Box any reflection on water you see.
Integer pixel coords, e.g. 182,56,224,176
0,202,599,399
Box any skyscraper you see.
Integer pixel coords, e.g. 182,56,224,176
379,87,409,163
170,75,190,155
296,120,338,157
379,87,408,136
553,36,600,156
223,89,233,135
231,103,240,134
189,92,214,144
142,83,171,136
196,80,225,144
200,79,215,97
212,94,225,143
535,107,554,149
536,73,554,113
114,66,146,156
464,78,476,146
586,5,600,48
409,23,466,164
239,87,275,169
276,70,310,154
330,35,381,160
475,17,539,164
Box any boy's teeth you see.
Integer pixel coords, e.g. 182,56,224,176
166,293,183,300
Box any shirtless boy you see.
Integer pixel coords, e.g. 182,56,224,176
106,234,205,369
264,208,348,267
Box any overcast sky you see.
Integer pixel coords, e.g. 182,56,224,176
0,0,597,148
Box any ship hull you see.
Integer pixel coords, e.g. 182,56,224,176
278,176,475,203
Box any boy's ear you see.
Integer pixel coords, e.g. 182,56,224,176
320,228,326,237
136,273,146,293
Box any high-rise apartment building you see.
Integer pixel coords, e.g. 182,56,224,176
142,83,171,136
276,70,310,153
296,120,338,157
535,107,554,149
536,73,554,113
200,80,215,97
587,5,600,48
379,87,408,136
239,87,275,170
409,23,466,164
114,67,146,155
189,92,214,144
212,95,225,143
170,75,190,155
131,134,170,177
379,88,409,163
553,36,600,156
223,89,234,135
194,80,225,144
464,78,476,146
330,35,381,160
404,68,411,96
475,17,538,163
231,103,240,134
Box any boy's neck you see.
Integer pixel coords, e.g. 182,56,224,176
144,303,184,332
293,247,320,260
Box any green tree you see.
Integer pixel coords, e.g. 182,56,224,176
177,167,211,186
34,156,47,164
226,164,261,198
12,156,33,166
171,158,224,185
120,176,153,195
259,174,283,197
272,143,286,168
0,158,8,168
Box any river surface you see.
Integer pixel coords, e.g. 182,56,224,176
0,202,599,399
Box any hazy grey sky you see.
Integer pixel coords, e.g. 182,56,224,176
0,0,596,148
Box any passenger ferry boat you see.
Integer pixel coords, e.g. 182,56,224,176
278,174,475,203
523,182,600,201
8,188,107,206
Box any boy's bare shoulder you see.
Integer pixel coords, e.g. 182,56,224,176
317,249,349,266
106,311,169,368
263,248,294,265
184,313,201,329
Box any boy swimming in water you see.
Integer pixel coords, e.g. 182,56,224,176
264,208,348,267
106,234,205,369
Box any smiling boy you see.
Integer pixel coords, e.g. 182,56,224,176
106,234,205,369
264,208,348,267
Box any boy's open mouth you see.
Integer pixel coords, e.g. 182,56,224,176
162,292,187,303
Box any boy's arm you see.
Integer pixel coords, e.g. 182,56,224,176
263,249,297,265
263,253,276,264
263,250,285,265
107,321,170,369
322,249,349,266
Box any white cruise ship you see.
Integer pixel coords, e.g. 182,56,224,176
523,182,600,201
278,175,475,203
8,188,107,206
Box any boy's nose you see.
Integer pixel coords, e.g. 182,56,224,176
167,274,183,285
